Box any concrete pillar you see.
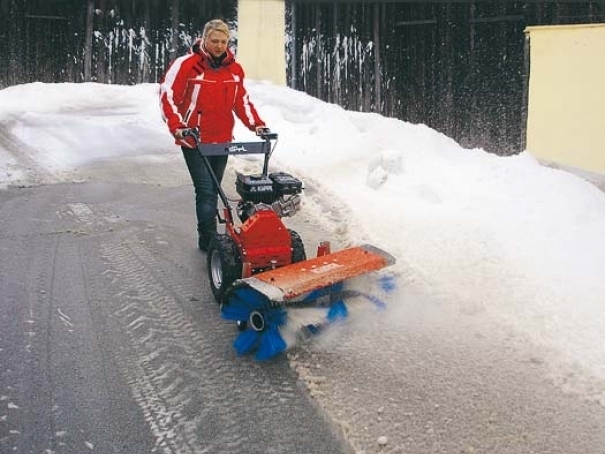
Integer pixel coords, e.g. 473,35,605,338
525,23,605,176
236,0,286,86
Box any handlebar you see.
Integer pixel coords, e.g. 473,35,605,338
181,127,278,142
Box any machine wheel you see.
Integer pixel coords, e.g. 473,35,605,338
207,234,242,303
289,229,306,263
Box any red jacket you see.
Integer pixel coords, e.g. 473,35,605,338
159,40,265,148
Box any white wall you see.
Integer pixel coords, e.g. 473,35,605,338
236,0,286,86
525,24,605,176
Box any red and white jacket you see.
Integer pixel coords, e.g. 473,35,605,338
159,40,265,148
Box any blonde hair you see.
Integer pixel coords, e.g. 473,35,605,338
203,19,230,39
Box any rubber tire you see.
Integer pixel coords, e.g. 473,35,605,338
207,234,242,303
289,229,306,263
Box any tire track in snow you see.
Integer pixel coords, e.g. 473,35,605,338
96,227,300,453
63,201,238,453
101,238,220,454
56,188,352,454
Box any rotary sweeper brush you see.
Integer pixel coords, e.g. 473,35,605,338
183,128,395,360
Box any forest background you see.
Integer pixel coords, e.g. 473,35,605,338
1,0,604,155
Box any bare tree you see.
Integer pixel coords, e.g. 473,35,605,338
170,0,180,61
84,0,94,81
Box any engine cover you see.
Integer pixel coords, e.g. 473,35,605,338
269,172,303,197
236,172,303,204
236,174,274,204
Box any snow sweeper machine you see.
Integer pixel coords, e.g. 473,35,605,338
183,128,395,360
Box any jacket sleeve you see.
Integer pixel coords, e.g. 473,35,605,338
159,56,189,135
231,64,265,131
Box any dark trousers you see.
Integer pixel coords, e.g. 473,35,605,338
181,146,228,232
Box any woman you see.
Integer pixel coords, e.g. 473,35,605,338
159,19,268,251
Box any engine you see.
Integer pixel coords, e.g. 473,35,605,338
235,171,303,221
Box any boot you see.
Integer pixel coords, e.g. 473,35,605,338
197,220,217,252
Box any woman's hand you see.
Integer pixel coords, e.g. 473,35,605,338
255,126,271,136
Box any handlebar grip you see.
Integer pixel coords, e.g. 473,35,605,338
256,127,277,140
181,128,200,143
181,128,196,137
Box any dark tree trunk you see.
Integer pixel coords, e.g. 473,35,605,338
84,0,94,82
170,0,180,61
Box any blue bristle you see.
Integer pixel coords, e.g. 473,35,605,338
302,289,323,303
379,275,397,293
266,306,287,328
222,287,271,321
305,324,320,334
303,282,344,304
222,285,289,360
221,304,252,322
233,329,260,355
366,293,387,310
229,288,269,309
256,325,287,361
327,300,348,321
224,278,394,360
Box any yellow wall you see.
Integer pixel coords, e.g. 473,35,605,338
236,0,286,86
525,24,605,175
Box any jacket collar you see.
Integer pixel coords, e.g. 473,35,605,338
192,38,235,69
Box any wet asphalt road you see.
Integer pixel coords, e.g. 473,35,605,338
0,180,352,454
